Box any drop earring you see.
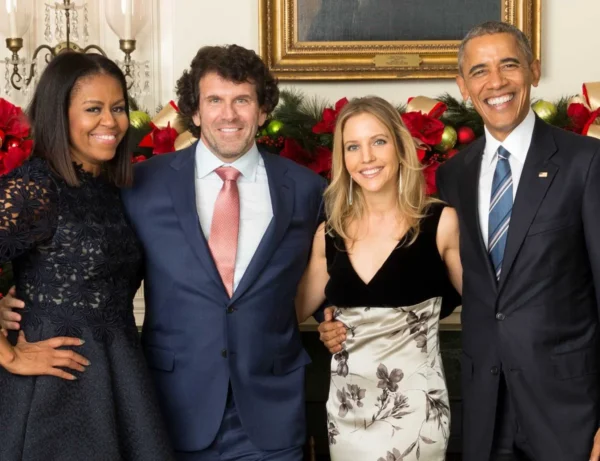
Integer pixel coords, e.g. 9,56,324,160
348,177,353,206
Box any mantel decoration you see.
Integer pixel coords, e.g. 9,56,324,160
1,82,600,295
0,0,150,97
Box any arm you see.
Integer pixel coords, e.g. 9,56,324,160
295,222,329,323
581,147,600,461
0,167,88,378
436,206,462,295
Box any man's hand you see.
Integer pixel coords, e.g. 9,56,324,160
317,307,346,354
0,286,25,335
589,428,600,461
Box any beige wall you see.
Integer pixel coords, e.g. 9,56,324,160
169,0,600,104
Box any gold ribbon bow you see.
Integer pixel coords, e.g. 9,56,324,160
139,101,197,151
568,82,600,139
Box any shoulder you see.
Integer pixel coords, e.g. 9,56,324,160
1,156,56,193
438,136,483,176
264,152,327,191
548,123,600,154
420,202,447,233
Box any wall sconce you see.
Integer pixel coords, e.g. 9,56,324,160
0,0,149,96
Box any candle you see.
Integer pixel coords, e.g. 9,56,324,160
123,0,133,39
8,2,18,38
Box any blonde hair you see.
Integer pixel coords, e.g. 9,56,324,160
324,96,436,246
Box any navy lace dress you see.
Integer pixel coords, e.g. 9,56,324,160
0,157,173,461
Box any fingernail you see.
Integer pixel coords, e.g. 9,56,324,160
71,376,78,381
86,361,91,366
80,339,85,345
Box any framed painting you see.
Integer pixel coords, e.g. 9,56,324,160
259,0,541,80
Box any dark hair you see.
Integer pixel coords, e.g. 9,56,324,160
27,52,132,187
176,45,279,137
458,21,534,76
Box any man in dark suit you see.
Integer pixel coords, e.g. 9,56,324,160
121,45,325,461
317,21,600,461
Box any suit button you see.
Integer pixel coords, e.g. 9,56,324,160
490,366,499,375
226,306,235,314
496,313,506,321
221,349,228,358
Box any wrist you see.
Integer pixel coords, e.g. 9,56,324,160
0,343,16,368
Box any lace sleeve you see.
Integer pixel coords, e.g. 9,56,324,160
0,159,58,263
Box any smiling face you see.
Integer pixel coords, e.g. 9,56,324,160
456,32,540,142
192,71,267,163
68,73,128,173
343,112,400,197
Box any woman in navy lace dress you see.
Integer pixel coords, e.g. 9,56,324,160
0,53,172,460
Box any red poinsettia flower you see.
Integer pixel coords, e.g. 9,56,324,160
0,99,32,176
0,98,30,141
401,111,445,146
312,98,349,134
280,139,331,175
152,122,178,154
567,103,600,135
131,155,147,164
423,160,441,195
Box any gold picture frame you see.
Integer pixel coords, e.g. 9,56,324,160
259,0,541,80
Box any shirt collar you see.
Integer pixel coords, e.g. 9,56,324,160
483,108,536,166
195,139,261,181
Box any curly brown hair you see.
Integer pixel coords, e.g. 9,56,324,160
175,45,279,137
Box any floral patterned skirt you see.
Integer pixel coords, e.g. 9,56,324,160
326,299,449,461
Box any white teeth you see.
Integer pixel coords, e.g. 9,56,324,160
220,128,240,132
487,94,513,106
93,135,116,140
361,167,382,175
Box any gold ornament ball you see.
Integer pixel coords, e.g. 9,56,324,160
435,126,458,153
532,100,557,122
266,119,284,136
130,110,152,129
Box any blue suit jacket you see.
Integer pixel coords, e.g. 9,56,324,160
121,143,326,452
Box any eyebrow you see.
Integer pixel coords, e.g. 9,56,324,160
83,99,126,105
344,133,389,145
468,57,521,75
204,94,253,100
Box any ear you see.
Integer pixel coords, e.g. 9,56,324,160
456,75,470,101
258,108,267,127
530,59,541,88
192,111,201,128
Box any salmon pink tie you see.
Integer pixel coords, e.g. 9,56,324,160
209,166,241,297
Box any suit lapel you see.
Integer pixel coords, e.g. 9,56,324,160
498,118,558,289
459,137,498,288
230,153,295,304
165,144,225,292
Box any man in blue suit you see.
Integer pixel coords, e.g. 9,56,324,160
123,45,325,460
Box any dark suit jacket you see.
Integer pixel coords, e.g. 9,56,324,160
437,118,600,461
121,143,326,452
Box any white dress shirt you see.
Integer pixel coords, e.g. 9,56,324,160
195,140,273,293
478,109,536,245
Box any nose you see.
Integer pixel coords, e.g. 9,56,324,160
488,68,507,90
361,145,375,163
100,109,118,127
221,102,237,121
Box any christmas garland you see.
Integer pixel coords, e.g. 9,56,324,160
129,82,600,196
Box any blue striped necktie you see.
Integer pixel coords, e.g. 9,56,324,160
488,146,513,280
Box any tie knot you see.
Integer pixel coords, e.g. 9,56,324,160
497,146,511,160
215,166,241,182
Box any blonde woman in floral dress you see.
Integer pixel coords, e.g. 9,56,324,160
296,97,462,460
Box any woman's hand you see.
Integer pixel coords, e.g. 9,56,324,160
0,286,25,333
3,331,89,380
